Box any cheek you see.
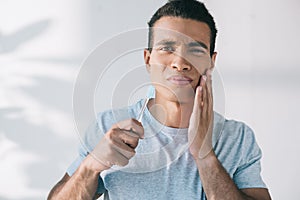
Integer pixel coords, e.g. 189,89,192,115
149,52,212,76
149,53,170,77
149,66,165,83
149,52,170,66
189,57,212,75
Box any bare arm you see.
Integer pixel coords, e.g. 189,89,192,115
47,155,104,200
195,151,271,200
48,118,144,200
189,70,271,200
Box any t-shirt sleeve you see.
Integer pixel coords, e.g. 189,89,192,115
233,124,267,189
66,119,107,194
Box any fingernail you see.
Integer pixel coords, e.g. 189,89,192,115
199,86,202,91
202,75,207,81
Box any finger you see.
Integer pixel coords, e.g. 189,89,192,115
112,138,136,159
206,70,213,114
91,136,132,168
114,145,136,161
193,85,202,115
118,130,140,148
190,85,202,131
200,74,207,90
204,70,214,142
108,130,136,156
189,86,202,143
199,75,205,107
201,75,208,116
115,119,144,139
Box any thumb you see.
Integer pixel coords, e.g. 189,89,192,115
190,86,202,122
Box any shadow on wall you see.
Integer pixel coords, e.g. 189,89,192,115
0,19,51,54
0,107,76,199
0,19,81,199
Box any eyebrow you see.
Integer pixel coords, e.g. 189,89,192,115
154,39,208,50
188,41,208,50
154,39,177,46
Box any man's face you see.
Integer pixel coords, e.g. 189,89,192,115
144,16,217,103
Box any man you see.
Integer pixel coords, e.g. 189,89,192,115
48,0,271,199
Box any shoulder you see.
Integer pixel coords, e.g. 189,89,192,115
214,112,256,142
224,118,257,147
214,112,261,160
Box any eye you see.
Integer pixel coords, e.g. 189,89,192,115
190,48,205,53
189,48,206,56
160,46,175,52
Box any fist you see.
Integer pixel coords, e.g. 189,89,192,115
88,118,144,172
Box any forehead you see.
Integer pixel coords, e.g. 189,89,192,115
152,16,211,47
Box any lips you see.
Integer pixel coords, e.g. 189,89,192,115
167,75,193,86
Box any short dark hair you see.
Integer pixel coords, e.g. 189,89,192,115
147,0,217,56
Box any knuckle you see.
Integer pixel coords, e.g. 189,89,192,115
120,159,129,166
140,126,144,134
106,133,113,141
129,118,135,126
125,148,136,157
133,138,139,146
131,150,136,157
106,128,119,140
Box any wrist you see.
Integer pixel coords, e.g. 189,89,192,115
82,154,109,174
190,143,213,161
194,150,218,168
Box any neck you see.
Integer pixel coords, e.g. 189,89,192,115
148,96,194,128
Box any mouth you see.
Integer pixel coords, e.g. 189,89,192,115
167,75,193,86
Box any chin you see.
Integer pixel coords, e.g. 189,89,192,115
154,83,196,102
162,89,195,104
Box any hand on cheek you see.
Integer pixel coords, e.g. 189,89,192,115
188,69,214,160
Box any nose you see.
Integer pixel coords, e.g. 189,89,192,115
170,53,191,71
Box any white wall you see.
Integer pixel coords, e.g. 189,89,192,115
0,0,299,199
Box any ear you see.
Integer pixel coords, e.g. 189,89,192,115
210,52,217,70
144,48,151,73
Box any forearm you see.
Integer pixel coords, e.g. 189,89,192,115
48,157,101,200
195,151,254,200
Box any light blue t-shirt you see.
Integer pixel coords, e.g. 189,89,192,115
67,99,266,200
